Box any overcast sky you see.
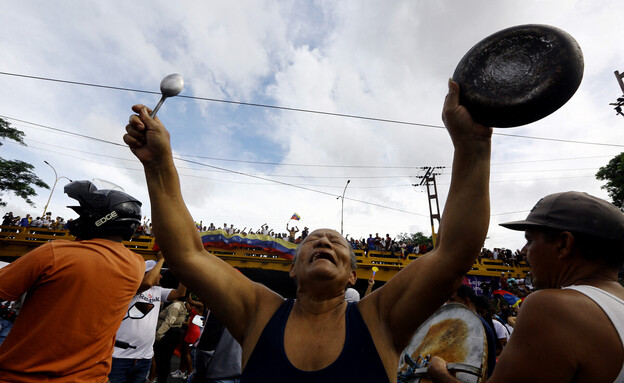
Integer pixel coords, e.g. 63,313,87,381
1,1,623,251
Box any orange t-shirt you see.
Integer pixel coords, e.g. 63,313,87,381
0,239,144,382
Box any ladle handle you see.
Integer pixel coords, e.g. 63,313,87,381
150,97,166,118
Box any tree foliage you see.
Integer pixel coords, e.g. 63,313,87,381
396,231,432,244
0,118,25,146
0,117,49,207
596,152,624,211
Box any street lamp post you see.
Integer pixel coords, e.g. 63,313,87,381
42,161,72,218
339,179,351,235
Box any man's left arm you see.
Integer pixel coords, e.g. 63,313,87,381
360,80,492,355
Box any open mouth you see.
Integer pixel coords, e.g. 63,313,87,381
311,252,336,265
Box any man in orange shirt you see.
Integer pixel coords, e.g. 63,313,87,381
0,180,145,382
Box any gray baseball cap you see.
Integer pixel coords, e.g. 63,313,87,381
500,191,624,241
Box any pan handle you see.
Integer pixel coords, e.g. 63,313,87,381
410,363,482,378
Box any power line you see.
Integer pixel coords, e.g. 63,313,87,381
17,135,600,180
491,155,617,165
6,137,601,219
177,154,435,169
2,71,624,147
0,71,441,129
6,136,429,216
4,115,618,173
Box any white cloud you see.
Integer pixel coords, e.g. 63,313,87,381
1,0,623,253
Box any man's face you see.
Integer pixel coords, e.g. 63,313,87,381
522,228,560,289
290,228,356,287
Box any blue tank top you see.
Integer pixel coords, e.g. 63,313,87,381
241,299,389,383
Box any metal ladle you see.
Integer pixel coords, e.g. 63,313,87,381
150,73,184,118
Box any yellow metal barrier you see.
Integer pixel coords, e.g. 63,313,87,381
0,226,528,282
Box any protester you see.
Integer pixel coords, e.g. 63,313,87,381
171,295,204,380
190,311,242,383
109,254,186,383
0,180,145,381
1,212,13,227
154,295,188,383
123,78,491,382
0,295,23,346
428,191,624,382
286,223,299,243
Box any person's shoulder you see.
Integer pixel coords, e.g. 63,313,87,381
45,238,76,247
521,288,588,311
515,289,598,335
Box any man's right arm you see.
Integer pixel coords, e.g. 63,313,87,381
124,105,283,344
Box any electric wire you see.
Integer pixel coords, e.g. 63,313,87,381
3,115,617,174
2,71,624,148
14,136,601,180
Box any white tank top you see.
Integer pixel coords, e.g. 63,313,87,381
563,285,624,382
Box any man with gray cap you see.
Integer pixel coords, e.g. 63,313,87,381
428,191,624,383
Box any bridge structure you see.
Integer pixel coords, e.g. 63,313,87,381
0,225,530,297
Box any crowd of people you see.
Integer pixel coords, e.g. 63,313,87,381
2,211,531,268
1,212,69,231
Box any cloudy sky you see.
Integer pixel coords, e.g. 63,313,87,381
1,1,623,252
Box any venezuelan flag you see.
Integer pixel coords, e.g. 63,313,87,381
493,290,521,307
200,230,297,260
290,213,301,221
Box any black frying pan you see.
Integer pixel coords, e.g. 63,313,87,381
453,24,584,128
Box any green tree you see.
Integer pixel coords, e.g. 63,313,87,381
596,152,624,211
0,117,49,207
396,231,432,244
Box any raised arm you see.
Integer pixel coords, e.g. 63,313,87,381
360,79,492,355
123,105,283,344
166,282,187,302
137,252,164,294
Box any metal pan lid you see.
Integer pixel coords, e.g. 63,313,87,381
453,24,584,128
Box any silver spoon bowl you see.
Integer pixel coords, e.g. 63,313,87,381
150,73,184,118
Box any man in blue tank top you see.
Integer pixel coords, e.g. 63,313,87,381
123,79,492,383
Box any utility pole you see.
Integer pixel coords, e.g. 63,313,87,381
611,70,624,117
414,166,443,247
615,70,624,93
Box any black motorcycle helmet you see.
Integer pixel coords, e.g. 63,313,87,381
64,180,142,241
